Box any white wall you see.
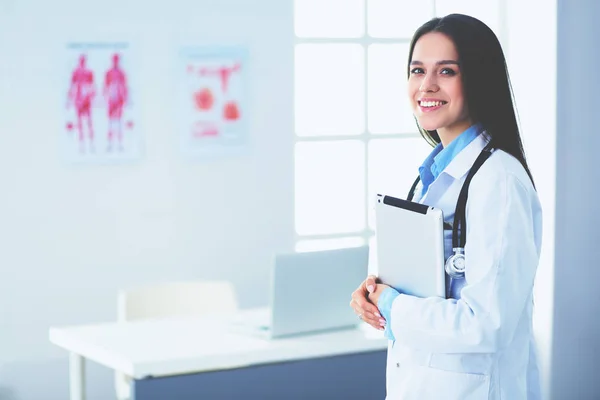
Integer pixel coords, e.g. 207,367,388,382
505,1,556,398
0,1,294,399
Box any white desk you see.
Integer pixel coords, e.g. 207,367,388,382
49,310,389,400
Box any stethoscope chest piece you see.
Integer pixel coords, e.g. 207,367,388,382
445,248,466,279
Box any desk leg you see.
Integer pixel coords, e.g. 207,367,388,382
69,352,85,400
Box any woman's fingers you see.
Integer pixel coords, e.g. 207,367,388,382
366,275,377,293
349,276,387,330
350,299,379,329
350,291,386,330
362,309,386,330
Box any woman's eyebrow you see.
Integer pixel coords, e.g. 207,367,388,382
410,60,460,66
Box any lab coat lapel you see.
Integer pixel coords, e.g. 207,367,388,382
444,133,490,180
419,173,453,206
419,133,490,206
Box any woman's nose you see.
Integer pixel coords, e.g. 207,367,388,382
419,74,439,93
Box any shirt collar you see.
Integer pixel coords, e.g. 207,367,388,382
418,143,443,190
418,123,484,190
431,123,483,177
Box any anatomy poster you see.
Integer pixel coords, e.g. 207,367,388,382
63,42,142,164
177,46,249,159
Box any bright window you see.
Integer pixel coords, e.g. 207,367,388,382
295,44,365,136
293,0,504,271
294,140,366,235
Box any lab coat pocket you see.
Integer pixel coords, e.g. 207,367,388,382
402,365,490,400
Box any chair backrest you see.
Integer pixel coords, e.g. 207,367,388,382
117,280,238,322
115,280,238,399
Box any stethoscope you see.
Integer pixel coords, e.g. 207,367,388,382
406,144,494,281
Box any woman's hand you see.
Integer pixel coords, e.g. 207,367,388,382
367,283,392,307
350,275,387,330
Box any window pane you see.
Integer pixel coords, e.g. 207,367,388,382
367,138,433,228
295,0,365,38
296,237,365,252
295,141,366,235
295,44,365,136
368,44,415,134
435,0,501,40
368,0,435,38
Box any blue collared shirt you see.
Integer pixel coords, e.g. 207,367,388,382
418,123,484,196
378,123,483,340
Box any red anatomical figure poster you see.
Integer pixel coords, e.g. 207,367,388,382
64,42,142,164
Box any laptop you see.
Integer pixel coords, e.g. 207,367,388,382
231,246,369,339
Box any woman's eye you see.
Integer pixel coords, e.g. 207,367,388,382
440,68,456,76
410,67,424,74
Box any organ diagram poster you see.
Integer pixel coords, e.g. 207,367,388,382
177,46,249,159
63,42,142,164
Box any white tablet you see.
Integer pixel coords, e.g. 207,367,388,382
375,194,446,298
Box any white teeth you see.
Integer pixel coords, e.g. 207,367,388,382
421,101,444,107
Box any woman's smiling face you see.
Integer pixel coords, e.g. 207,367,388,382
408,32,472,145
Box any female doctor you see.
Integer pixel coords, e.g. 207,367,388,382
350,14,543,399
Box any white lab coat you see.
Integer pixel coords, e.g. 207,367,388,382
385,133,542,399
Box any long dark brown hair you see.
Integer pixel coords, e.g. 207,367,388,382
408,14,535,186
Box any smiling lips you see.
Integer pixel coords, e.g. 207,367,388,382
418,99,448,112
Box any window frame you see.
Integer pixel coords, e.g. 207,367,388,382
292,0,506,255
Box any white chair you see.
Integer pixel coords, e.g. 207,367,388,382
114,280,238,400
